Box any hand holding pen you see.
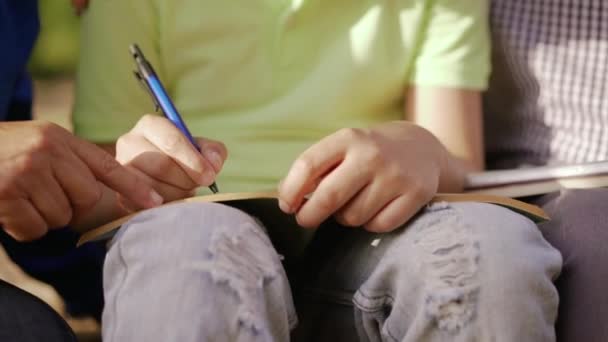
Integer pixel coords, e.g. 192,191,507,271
111,44,226,207
129,43,221,194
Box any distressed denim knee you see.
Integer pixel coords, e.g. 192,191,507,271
102,202,296,342
353,202,562,342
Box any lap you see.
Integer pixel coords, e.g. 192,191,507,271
295,201,556,293
104,202,297,341
292,202,561,341
109,201,561,341
112,201,549,290
0,279,76,342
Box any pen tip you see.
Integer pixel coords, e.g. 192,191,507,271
209,183,219,194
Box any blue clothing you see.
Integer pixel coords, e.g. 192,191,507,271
0,0,38,121
0,0,105,319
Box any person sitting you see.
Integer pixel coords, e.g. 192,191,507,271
72,0,561,341
484,1,608,340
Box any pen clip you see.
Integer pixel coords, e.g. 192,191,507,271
133,70,160,112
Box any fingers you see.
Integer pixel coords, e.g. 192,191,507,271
68,136,163,209
132,115,217,186
364,194,424,233
0,199,47,241
27,174,73,229
125,166,195,203
278,124,441,233
279,131,352,213
334,179,399,228
294,157,371,228
195,137,227,173
118,134,198,190
52,152,103,214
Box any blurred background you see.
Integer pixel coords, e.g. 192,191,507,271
30,1,80,130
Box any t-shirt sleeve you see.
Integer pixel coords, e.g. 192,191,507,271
73,0,162,143
408,0,490,90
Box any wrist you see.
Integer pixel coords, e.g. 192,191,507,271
414,124,469,193
438,152,467,192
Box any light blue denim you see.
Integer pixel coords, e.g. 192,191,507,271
102,201,562,342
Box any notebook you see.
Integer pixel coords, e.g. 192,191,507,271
77,191,548,246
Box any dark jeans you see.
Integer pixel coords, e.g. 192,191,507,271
0,279,76,342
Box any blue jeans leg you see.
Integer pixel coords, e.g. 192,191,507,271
293,202,562,342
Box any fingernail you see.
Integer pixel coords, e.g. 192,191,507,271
150,190,164,206
204,150,223,171
278,199,293,214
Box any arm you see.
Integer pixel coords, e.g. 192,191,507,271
71,115,228,232
405,86,485,192
276,90,483,234
71,1,226,230
277,0,490,233
404,0,489,181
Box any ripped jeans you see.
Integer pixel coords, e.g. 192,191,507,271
102,201,562,342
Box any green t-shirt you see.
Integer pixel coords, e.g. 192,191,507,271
73,0,490,193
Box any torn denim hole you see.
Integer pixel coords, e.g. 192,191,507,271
414,202,480,333
200,220,284,334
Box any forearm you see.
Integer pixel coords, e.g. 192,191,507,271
411,124,477,194
405,86,485,193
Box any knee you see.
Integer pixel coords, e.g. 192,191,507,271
105,202,283,282
456,202,562,284
410,202,561,282
102,203,295,337
113,202,267,252
415,203,561,330
355,202,562,336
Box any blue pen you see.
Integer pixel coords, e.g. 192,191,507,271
130,43,219,194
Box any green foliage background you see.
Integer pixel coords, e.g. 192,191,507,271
29,2,80,78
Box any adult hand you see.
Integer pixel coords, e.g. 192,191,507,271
115,115,227,203
278,121,450,233
0,121,163,241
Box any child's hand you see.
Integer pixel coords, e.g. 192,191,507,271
278,121,448,233
116,115,227,204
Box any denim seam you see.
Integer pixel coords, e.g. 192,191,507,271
352,292,395,312
355,291,396,301
353,292,401,342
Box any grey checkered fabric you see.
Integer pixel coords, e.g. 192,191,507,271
483,0,608,169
